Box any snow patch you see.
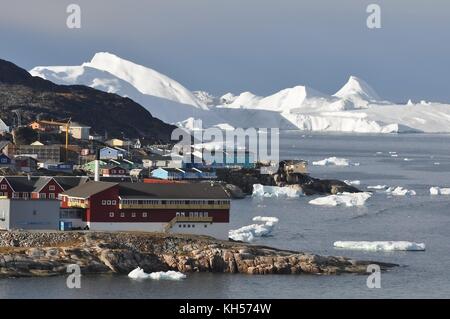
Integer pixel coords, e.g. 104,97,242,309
309,192,371,207
333,241,425,251
228,216,279,242
252,184,303,198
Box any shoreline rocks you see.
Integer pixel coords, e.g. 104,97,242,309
0,231,397,278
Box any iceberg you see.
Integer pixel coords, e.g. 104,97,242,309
309,192,371,207
229,216,279,242
128,267,186,280
386,186,416,196
252,184,303,198
430,187,450,195
333,241,426,251
312,157,353,166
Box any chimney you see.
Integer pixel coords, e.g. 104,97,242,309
94,149,100,182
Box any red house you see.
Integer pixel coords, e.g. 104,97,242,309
101,165,128,177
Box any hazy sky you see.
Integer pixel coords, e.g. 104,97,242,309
1,0,449,102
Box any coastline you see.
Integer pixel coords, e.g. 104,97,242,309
0,230,397,278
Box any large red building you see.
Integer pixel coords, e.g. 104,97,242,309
60,182,231,239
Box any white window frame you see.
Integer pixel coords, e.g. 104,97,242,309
142,212,148,218
1,184,7,190
102,200,106,205
49,185,56,191
109,212,114,218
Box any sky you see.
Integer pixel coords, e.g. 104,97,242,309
1,0,449,102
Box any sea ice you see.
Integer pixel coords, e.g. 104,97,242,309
385,186,416,196
128,267,186,280
252,184,303,198
308,192,371,207
367,185,387,190
333,241,425,251
344,180,361,186
228,216,279,242
430,187,450,195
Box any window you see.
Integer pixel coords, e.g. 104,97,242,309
142,212,148,218
111,200,117,205
39,193,46,199
192,224,195,228
49,193,55,199
107,200,111,205
1,184,7,190
183,224,186,228
49,185,55,191
204,212,208,217
204,224,207,228
109,212,114,218
22,192,29,198
176,212,180,217
0,192,3,196
102,200,106,205
120,212,125,218
131,212,136,218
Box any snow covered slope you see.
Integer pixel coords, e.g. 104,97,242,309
30,53,450,134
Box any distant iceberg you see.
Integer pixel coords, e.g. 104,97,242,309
252,184,303,198
312,157,355,166
309,192,371,207
128,267,186,280
430,187,450,195
334,241,426,251
229,216,279,242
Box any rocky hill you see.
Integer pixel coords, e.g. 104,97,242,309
0,58,176,142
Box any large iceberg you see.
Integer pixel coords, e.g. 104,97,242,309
229,216,279,242
128,267,186,280
252,184,303,198
386,186,416,196
333,241,426,251
309,192,371,207
312,157,359,166
430,187,450,195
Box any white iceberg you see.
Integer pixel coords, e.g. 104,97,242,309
430,187,450,195
386,186,416,196
309,192,371,207
312,157,356,166
333,241,425,251
128,267,186,280
367,185,387,190
252,184,303,198
344,180,361,186
229,216,279,242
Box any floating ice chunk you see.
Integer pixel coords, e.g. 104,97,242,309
388,152,397,154
128,267,186,280
403,158,412,161
391,154,398,157
430,187,450,195
252,184,303,198
376,151,383,154
312,157,358,166
228,216,279,242
386,186,416,196
333,241,425,251
434,162,440,165
344,180,361,186
367,185,387,190
308,192,371,207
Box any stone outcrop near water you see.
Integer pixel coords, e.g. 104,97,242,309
0,231,397,278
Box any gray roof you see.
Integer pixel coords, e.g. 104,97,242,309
62,181,118,198
1,176,90,192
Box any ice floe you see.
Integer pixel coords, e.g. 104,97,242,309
308,192,371,207
128,267,186,280
333,241,426,251
367,185,387,190
385,186,416,196
228,216,279,242
344,180,361,186
252,184,303,198
430,187,450,195
312,157,359,166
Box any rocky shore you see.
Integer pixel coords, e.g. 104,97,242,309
0,231,397,278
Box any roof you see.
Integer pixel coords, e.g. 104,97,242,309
143,153,170,161
99,176,132,183
118,182,229,199
0,140,11,150
54,176,90,190
0,176,90,192
62,181,118,198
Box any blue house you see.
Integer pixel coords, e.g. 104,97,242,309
99,147,125,160
151,168,184,180
0,153,12,166
151,167,216,180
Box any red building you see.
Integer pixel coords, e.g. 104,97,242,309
61,182,231,239
101,165,128,177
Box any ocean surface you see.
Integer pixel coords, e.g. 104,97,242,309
2,132,450,299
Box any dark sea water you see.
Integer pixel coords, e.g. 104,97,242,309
2,132,450,299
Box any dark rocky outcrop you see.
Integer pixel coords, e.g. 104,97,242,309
0,231,397,278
